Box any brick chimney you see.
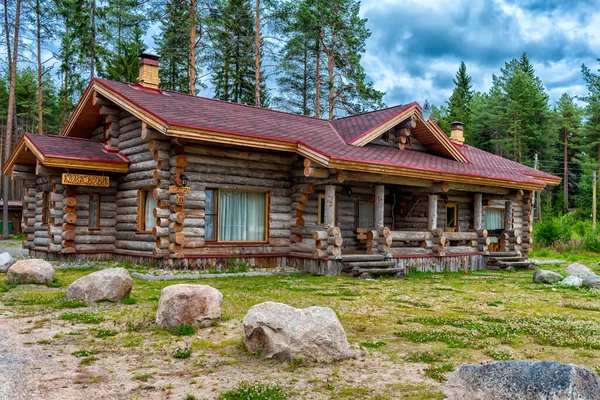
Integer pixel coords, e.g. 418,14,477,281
137,53,161,89
450,121,465,144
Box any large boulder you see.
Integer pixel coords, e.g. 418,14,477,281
66,268,133,303
242,301,350,363
445,361,600,400
155,284,222,329
582,276,600,289
7,259,55,284
533,269,562,284
566,263,597,279
559,275,583,287
0,252,15,273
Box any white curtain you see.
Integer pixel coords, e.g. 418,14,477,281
219,190,266,241
359,202,374,228
144,192,157,231
486,208,504,230
89,195,99,228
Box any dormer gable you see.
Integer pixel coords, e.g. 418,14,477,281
330,103,468,163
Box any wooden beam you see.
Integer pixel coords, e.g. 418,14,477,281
324,185,336,228
343,171,434,188
474,193,483,231
375,185,385,229
428,194,438,231
505,200,513,231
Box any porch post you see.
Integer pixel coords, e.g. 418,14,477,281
428,194,438,231
375,185,385,229
474,193,483,231
324,185,336,228
504,200,513,231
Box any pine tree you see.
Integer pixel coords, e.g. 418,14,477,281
581,59,600,176
155,0,191,92
447,61,473,132
555,93,581,210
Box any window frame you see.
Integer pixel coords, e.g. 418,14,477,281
88,194,101,230
317,193,338,227
446,202,458,232
41,192,50,226
357,201,375,229
137,189,156,233
205,188,269,244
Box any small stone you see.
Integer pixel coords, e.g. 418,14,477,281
359,272,372,279
582,276,600,289
445,360,600,400
0,252,15,273
533,269,562,284
67,268,133,304
566,263,597,278
155,284,223,329
7,259,55,285
242,301,350,363
559,275,583,287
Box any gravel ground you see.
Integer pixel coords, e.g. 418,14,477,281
0,329,35,399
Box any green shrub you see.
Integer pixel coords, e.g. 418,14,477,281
173,345,192,359
122,297,137,305
218,381,289,400
533,215,573,247
173,324,195,336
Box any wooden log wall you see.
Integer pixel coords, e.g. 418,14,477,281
17,164,37,250
73,183,117,253
177,142,296,261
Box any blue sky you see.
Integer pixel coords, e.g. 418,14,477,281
358,0,600,107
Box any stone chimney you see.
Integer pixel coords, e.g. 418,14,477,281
137,53,161,89
450,121,465,144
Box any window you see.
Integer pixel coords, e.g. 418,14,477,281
89,194,100,229
138,190,157,232
42,192,50,225
485,208,505,231
317,193,338,226
446,203,458,232
205,189,268,242
358,201,375,229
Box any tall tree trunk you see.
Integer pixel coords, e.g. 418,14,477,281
3,0,22,239
61,24,70,127
189,0,197,95
563,130,568,209
36,0,43,134
90,0,95,80
326,30,336,120
314,32,320,118
302,42,308,115
254,0,260,106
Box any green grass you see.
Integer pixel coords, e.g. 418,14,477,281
217,381,289,400
173,324,195,336
94,329,118,338
59,311,104,324
424,363,454,382
72,349,99,357
173,345,192,359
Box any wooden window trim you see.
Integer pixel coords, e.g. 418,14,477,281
137,189,153,234
206,188,269,243
317,193,338,226
41,192,49,226
357,201,375,229
88,194,101,230
205,188,219,242
446,202,458,232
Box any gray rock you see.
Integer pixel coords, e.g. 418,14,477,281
66,268,133,303
155,284,222,329
7,259,55,285
242,301,350,363
0,252,15,273
559,275,583,287
444,360,600,400
582,276,600,289
533,269,563,284
566,263,597,278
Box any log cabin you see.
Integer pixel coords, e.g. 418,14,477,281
2,54,561,275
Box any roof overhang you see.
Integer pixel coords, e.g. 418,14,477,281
3,135,130,176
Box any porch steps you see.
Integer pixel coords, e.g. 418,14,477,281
341,256,402,279
486,251,533,271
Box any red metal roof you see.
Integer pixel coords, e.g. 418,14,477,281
92,79,560,187
26,133,129,164
0,200,22,209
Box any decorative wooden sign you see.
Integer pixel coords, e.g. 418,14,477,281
175,194,186,205
169,186,191,194
62,173,110,187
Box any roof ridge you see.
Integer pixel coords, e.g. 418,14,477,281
29,132,103,144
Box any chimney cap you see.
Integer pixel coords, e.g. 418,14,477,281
139,52,160,61
451,121,464,128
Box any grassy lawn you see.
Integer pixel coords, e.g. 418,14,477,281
2,256,600,399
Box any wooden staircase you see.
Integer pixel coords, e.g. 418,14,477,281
340,254,403,279
486,251,534,271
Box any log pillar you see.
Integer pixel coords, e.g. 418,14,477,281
428,194,438,231
324,185,336,228
375,184,385,229
504,200,513,231
474,193,483,231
